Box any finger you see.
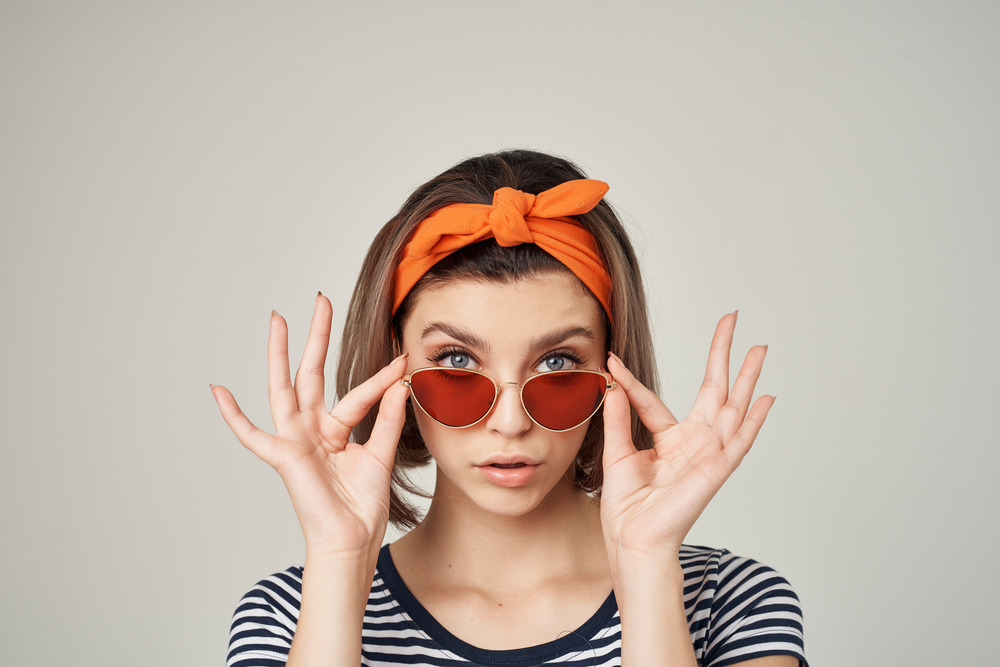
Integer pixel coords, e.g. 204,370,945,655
601,372,637,468
327,354,409,442
267,311,297,429
715,345,767,440
210,384,278,463
365,379,410,468
608,352,678,432
689,312,737,423
293,293,333,411
721,394,775,469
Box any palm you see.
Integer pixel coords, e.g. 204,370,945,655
211,295,409,558
267,412,393,548
600,313,774,558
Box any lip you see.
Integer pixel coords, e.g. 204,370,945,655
475,453,542,488
476,453,542,467
477,463,540,488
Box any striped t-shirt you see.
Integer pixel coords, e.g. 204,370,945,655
228,544,806,666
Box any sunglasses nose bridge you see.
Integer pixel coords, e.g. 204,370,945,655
494,380,528,410
494,380,525,409
481,379,530,434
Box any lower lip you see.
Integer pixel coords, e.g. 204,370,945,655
477,464,539,487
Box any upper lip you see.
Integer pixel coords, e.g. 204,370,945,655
476,453,541,467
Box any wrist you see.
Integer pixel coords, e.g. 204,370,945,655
305,541,383,577
301,549,377,612
606,539,680,581
612,551,685,605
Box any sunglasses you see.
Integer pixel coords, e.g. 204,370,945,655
401,367,616,432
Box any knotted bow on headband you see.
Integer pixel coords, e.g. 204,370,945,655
393,179,613,320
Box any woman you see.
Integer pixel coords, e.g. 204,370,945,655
212,150,806,666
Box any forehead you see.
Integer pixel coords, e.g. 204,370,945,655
401,273,606,350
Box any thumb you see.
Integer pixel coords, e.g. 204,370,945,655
210,384,277,464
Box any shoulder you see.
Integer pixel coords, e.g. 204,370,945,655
679,544,801,607
679,545,807,667
228,566,304,667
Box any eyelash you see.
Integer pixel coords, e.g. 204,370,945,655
427,345,476,364
426,346,587,368
540,348,586,367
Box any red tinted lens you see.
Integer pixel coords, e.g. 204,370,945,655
409,368,496,427
521,372,607,431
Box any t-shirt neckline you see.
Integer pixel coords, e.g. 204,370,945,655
376,544,620,665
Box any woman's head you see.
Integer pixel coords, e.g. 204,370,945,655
337,149,658,527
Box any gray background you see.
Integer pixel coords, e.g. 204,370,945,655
2,1,997,665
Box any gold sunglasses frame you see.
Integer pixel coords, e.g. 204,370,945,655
401,367,617,433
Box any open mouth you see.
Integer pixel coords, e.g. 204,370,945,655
477,460,539,487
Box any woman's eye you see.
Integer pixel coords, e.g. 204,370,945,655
537,355,576,372
441,353,472,368
429,346,482,370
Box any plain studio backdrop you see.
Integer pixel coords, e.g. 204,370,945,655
2,1,997,665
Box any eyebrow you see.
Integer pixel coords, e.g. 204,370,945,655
420,322,492,352
526,326,596,354
419,323,596,355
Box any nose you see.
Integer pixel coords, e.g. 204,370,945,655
485,382,532,437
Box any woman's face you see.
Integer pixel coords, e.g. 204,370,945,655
400,271,608,519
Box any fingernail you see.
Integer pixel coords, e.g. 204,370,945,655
271,309,278,319
394,353,408,364
763,344,769,352
733,309,739,317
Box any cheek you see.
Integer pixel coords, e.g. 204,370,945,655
553,431,590,468
410,408,455,458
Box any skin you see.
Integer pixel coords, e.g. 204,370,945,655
211,273,797,666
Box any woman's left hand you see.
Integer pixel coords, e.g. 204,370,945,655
599,312,774,565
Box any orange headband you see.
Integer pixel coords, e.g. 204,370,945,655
392,179,612,320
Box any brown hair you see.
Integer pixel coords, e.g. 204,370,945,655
336,149,658,528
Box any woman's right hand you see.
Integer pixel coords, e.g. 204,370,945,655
210,293,409,563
